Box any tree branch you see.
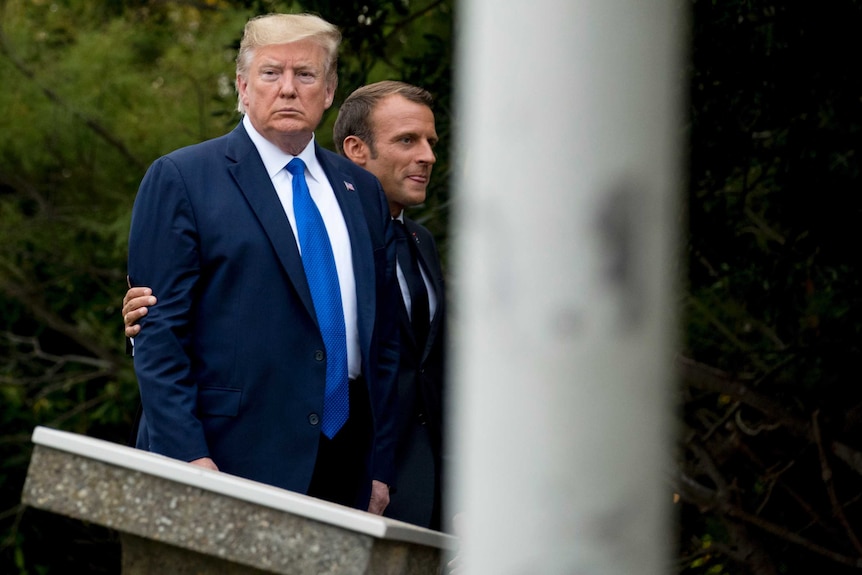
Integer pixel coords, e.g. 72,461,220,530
812,410,862,555
676,471,862,569
0,27,145,170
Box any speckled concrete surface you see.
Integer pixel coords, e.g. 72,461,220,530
22,445,443,574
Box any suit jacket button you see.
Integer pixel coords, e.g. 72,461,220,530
314,350,324,361
308,413,320,426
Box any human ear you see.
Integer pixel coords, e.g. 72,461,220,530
342,136,369,165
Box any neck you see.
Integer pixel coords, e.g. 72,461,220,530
274,133,314,156
245,115,313,156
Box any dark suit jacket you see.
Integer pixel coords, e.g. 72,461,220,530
385,216,447,528
127,123,400,507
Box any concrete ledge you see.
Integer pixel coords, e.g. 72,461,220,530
22,426,453,574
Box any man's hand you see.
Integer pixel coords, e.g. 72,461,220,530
189,457,219,471
123,285,156,338
367,480,390,515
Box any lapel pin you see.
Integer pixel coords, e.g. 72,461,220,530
344,181,355,191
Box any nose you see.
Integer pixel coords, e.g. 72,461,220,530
418,140,437,165
279,73,298,98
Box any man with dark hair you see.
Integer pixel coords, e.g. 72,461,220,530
334,81,447,529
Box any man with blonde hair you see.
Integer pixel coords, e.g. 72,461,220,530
127,13,399,514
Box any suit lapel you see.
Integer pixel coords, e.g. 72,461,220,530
316,144,375,353
405,218,444,357
225,125,317,324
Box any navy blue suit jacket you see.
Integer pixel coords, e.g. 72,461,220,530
127,123,400,504
385,216,447,528
399,217,446,462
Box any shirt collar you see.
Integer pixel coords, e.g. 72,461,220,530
242,115,326,184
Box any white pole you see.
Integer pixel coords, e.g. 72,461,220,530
449,1,686,573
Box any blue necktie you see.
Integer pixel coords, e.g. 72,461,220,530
287,158,349,439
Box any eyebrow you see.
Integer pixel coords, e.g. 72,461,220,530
392,130,438,143
257,58,320,71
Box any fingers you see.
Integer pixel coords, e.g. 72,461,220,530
367,480,390,515
123,295,156,338
188,457,219,471
122,294,157,320
123,286,153,308
124,305,147,325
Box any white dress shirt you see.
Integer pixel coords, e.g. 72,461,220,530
393,212,437,324
243,116,360,378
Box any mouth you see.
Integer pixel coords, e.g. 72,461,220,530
406,174,429,184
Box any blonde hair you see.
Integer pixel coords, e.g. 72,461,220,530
235,13,341,113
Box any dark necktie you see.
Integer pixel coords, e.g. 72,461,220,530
393,219,430,352
287,158,348,439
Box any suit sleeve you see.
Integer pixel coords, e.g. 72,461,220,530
369,184,401,487
127,156,209,462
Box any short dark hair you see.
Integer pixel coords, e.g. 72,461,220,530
333,80,434,156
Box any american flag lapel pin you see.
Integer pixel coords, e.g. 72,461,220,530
412,231,420,245
344,181,355,191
